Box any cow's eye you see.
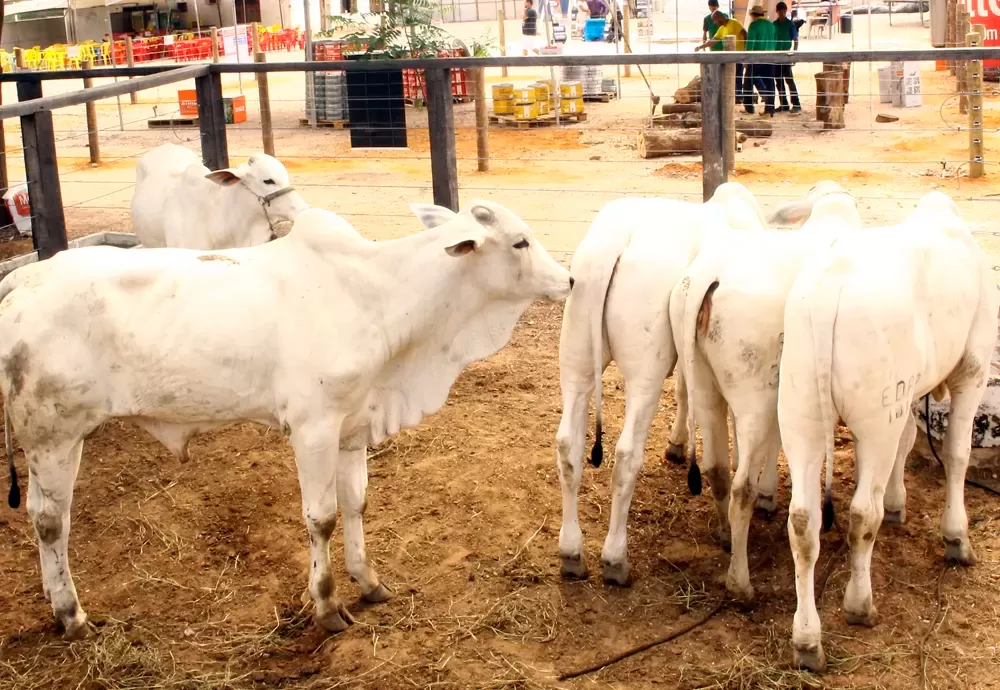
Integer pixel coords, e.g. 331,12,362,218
513,239,529,249
262,178,276,185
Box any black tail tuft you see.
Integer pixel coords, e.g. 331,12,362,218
8,467,20,510
589,423,603,467
687,457,702,496
822,490,834,532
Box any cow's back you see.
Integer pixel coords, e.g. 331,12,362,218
131,144,212,249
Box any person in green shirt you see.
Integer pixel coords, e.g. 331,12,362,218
702,0,722,51
695,11,747,105
773,1,801,112
744,4,776,116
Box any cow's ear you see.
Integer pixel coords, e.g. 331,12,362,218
767,200,812,227
205,169,242,186
444,236,482,257
410,203,456,229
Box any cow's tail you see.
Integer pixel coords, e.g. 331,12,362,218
6,407,18,509
809,273,843,532
681,263,722,496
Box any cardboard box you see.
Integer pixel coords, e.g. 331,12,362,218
178,89,198,117
224,95,247,124
889,61,922,108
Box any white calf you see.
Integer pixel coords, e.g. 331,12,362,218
668,182,861,601
555,183,767,585
131,142,309,249
0,200,572,639
778,191,998,672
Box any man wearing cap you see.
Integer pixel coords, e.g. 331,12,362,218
695,11,747,104
744,4,776,116
773,1,802,112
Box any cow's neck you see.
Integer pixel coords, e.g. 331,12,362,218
214,185,269,247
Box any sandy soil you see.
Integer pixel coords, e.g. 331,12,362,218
2,15,1000,688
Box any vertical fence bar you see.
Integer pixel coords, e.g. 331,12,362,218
498,10,508,78
16,80,67,260
211,27,220,64
474,68,489,172
196,71,230,171
623,2,631,78
700,63,725,202
722,37,736,177
959,10,970,114
255,53,275,156
82,59,101,164
425,67,459,212
969,28,984,178
125,36,138,105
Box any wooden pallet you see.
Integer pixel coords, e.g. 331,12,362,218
148,117,199,129
583,91,617,103
489,112,587,129
298,118,350,129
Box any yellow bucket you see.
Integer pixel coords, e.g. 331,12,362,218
514,86,538,104
561,81,583,98
532,81,551,101
560,97,585,114
492,83,515,100
493,98,515,115
537,99,551,114
514,102,540,120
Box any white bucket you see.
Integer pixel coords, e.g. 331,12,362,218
877,66,892,104
2,183,31,236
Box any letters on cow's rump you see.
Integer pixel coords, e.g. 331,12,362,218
777,191,999,673
0,199,572,639
131,142,309,250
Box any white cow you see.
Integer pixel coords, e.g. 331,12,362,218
555,183,767,585
131,142,309,249
778,191,998,672
0,200,572,639
668,182,861,603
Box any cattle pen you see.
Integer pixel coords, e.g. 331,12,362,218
0,41,999,689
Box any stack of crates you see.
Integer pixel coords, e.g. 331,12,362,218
512,85,540,120
402,50,471,101
636,0,653,37
306,40,348,121
560,81,585,115
492,82,515,116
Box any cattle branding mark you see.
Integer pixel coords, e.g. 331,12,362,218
197,254,239,265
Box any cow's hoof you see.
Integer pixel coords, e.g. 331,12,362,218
755,494,778,514
560,554,589,580
883,508,906,524
362,583,393,604
602,561,633,587
944,537,977,567
792,643,826,673
726,578,755,608
61,617,92,641
844,606,878,628
315,602,356,633
664,443,686,465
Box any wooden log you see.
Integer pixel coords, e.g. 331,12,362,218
637,128,746,159
661,103,701,114
474,67,489,172
735,118,772,137
815,70,844,128
673,75,703,104
822,61,849,105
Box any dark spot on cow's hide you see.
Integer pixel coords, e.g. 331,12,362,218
197,254,239,265
3,342,30,399
34,513,62,543
316,574,334,600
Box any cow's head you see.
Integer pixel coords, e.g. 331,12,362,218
205,154,310,242
409,199,573,302
767,181,857,227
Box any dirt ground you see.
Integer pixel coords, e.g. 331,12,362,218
2,36,1000,689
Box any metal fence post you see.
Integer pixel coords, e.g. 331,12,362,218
196,70,230,171
16,79,67,260
425,67,459,212
700,62,726,202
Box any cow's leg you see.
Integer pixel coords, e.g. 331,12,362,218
784,427,826,672
884,411,915,524
843,431,897,628
601,381,661,586
726,413,774,604
756,423,781,514
338,447,391,604
556,386,592,579
28,440,89,639
665,368,688,465
690,358,732,551
939,386,981,565
291,420,354,633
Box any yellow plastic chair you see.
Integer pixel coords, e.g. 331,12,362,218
0,50,13,73
23,47,43,69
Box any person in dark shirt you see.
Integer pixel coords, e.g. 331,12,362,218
521,0,541,55
773,1,801,112
703,0,721,48
578,0,608,17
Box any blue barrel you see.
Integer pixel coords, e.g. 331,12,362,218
583,17,606,41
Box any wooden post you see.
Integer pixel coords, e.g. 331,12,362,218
700,63,725,201
425,67,459,212
623,2,631,78
82,59,100,165
16,80,68,259
252,22,261,53
255,51,275,156
959,11,971,114
211,27,220,64
498,9,508,78
474,68,489,172
722,36,736,175
969,28,984,178
815,70,845,129
125,36,138,104
946,0,954,73
196,71,230,170
14,48,25,70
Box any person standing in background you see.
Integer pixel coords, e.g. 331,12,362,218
703,0,721,45
695,11,747,104
521,0,541,55
744,4,776,116
773,1,802,112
